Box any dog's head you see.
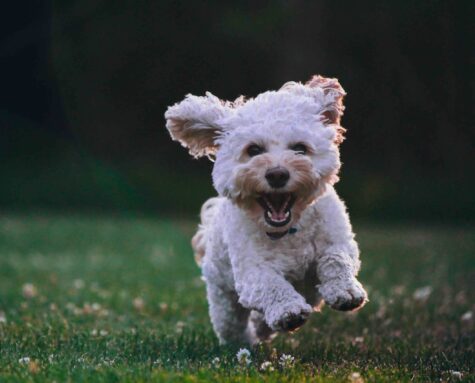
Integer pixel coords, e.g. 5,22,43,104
165,75,346,238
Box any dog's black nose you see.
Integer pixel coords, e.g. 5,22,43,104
265,167,290,188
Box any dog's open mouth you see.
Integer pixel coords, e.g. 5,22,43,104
257,192,296,228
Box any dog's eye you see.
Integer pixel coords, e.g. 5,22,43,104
290,143,308,155
246,144,265,157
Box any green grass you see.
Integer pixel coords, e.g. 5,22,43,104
0,214,473,382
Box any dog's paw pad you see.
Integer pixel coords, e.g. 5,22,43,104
331,294,366,311
279,312,307,331
272,308,310,332
319,278,368,312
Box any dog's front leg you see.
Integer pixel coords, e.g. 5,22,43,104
316,246,368,311
313,188,368,311
233,260,312,332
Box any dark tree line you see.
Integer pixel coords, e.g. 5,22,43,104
1,1,474,219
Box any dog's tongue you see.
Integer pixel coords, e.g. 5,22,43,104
270,210,287,221
266,194,290,220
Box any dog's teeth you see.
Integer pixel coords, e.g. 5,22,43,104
267,211,272,218
284,211,290,218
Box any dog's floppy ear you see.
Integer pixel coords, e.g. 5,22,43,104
281,75,347,143
165,92,230,158
305,75,346,126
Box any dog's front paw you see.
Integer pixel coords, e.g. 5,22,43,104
319,278,368,311
266,301,312,332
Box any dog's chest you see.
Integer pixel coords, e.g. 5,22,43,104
263,236,318,281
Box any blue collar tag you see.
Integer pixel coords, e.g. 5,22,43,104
288,227,298,235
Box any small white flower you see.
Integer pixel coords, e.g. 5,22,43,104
91,329,108,336
211,357,220,367
48,354,54,363
175,321,185,334
461,311,472,322
260,361,274,372
98,289,111,299
73,279,85,289
278,354,295,369
349,371,364,383
391,285,405,296
413,286,432,301
22,283,37,299
102,358,115,366
18,357,30,364
450,370,462,380
153,359,161,366
133,297,145,311
0,311,7,324
236,348,251,366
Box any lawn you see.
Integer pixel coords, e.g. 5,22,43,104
0,213,473,382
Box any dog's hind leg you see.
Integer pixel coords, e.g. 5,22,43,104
247,310,275,345
206,282,250,345
191,197,222,266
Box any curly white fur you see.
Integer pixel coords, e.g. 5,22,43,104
165,75,368,345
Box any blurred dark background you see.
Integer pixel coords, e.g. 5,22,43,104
1,1,473,221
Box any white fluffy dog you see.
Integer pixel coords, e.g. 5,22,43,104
165,75,368,345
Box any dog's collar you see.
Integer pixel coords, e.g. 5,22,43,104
288,227,298,234
266,226,298,240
